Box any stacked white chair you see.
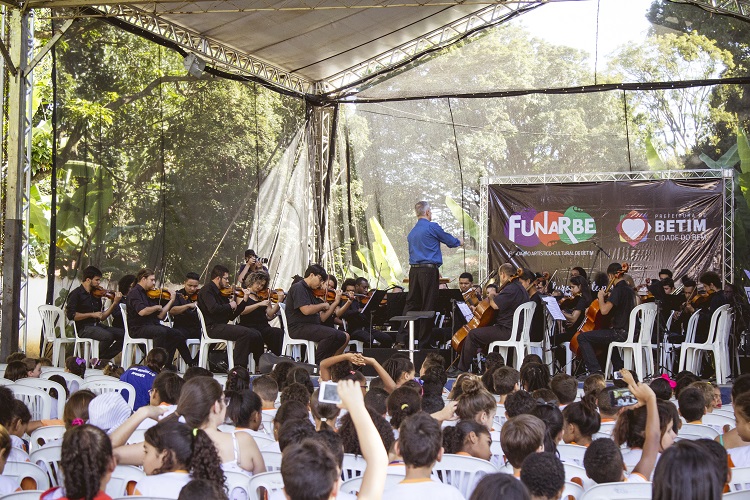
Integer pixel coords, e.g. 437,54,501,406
579,482,652,499
119,303,153,370
106,465,146,497
728,466,750,492
72,321,100,366
261,450,283,472
558,444,587,467
678,304,733,383
38,305,76,367
28,425,65,453
343,473,406,494
487,302,536,371
603,303,658,381
677,423,720,440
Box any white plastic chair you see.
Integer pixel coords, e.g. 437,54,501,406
487,302,537,371
249,434,276,449
526,308,555,374
195,306,234,371
15,378,66,419
2,461,50,491
558,444,588,467
84,369,106,378
278,303,317,364
247,471,285,500
343,473,406,494
72,320,101,365
38,306,76,367
80,379,136,409
679,304,733,383
0,492,47,500
704,412,735,430
728,466,750,492
29,442,63,487
662,309,700,375
120,303,154,370
261,450,283,472
127,428,147,445
563,463,587,485
41,370,84,390
28,425,65,454
678,423,720,440
10,384,52,420
432,453,499,498
0,377,15,386
562,481,584,500
603,303,658,381
341,453,368,480
578,481,652,499
724,491,750,498
106,465,146,497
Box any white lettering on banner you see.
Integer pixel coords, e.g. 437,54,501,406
508,213,596,242
654,219,707,233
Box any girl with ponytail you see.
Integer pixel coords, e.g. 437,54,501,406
134,420,225,498
562,392,601,447
310,389,341,431
456,377,497,432
442,420,492,461
386,387,421,433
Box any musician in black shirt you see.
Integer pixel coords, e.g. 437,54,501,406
110,274,135,330
198,265,265,369
238,270,284,357
65,266,124,360
341,277,394,348
170,272,202,340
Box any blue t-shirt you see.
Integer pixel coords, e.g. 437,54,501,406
120,366,157,410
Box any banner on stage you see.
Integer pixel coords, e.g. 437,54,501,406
487,178,723,281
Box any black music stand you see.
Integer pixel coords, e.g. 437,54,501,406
363,290,388,345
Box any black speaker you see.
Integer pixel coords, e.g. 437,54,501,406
361,348,453,376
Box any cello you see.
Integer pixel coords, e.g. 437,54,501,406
451,268,523,352
570,263,629,358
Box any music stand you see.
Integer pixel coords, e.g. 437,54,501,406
390,311,435,363
363,290,388,345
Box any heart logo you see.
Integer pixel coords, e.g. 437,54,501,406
621,218,647,240
616,211,652,247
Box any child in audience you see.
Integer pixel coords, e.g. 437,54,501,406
613,399,678,470
88,392,133,434
6,352,25,363
182,366,212,381
48,374,71,402
500,414,545,476
384,412,463,498
383,354,415,388
596,387,624,425
520,363,549,393
310,388,341,431
363,387,389,416
63,389,96,429
225,366,251,392
103,361,125,379
282,379,387,500
678,387,707,424
225,390,266,439
550,373,577,408
22,357,42,378
727,392,750,466
421,366,447,413
712,383,723,409
65,355,86,379
271,401,311,446
286,367,314,395
717,373,750,450
561,392,601,447
531,389,557,404
420,352,446,376
447,372,474,400
652,440,724,499
138,371,184,430
442,420,492,461
529,401,563,455
492,367,519,426
505,390,536,418
582,373,605,396
177,479,228,500
41,424,116,500
456,377,497,434
0,424,21,494
278,419,316,453
689,380,717,413
649,377,673,401
4,361,27,382
8,400,30,453
470,473,530,500
134,420,225,498
281,382,312,409
252,374,279,418
120,347,168,410
387,387,422,435
480,352,505,393
520,452,564,500
271,361,295,391
339,407,395,458
584,369,661,484
674,371,699,399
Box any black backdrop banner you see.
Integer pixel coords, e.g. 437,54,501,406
488,178,723,284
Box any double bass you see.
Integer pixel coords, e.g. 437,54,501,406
451,268,523,352
570,263,629,358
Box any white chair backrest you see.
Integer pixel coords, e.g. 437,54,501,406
513,301,536,342
84,375,119,383
685,309,701,344
262,450,283,472
578,481,652,500
705,304,731,344
28,425,65,454
15,378,66,418
29,442,63,487
224,469,252,500
247,471,285,500
636,302,659,345
703,412,735,430
713,304,733,345
119,303,133,338
80,379,136,408
41,370,84,388
40,367,65,375
2,461,50,491
679,423,720,439
10,384,52,420
728,466,750,492
195,306,210,339
38,305,67,342
341,453,367,481
343,473,406,495
621,303,655,344
432,453,499,498
278,303,292,350
724,491,750,498
0,377,14,386
106,465,146,498
562,481,584,500
557,444,587,467
0,491,48,500
251,434,276,449
563,463,587,484
84,369,106,378
127,428,147,445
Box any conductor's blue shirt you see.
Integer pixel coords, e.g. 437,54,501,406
407,218,461,266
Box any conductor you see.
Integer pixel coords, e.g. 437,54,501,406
399,201,462,348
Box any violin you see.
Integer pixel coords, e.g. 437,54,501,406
92,286,116,300
220,287,245,298
256,288,285,303
146,288,172,300
526,272,550,294
313,288,338,303
182,289,200,302
559,293,581,310
462,286,482,308
690,288,714,309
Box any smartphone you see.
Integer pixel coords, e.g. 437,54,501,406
610,388,637,407
318,381,342,405
613,371,624,380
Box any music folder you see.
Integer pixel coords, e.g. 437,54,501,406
362,289,388,315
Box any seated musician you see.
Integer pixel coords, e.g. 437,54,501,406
322,275,351,329
341,277,395,348
570,267,588,281
667,277,696,340
197,265,265,369
686,271,727,344
238,270,284,357
450,263,529,375
519,269,546,343
576,263,637,377
659,268,674,281
125,268,194,367
560,275,593,342
65,265,125,360
169,272,202,340
285,264,349,362
110,274,136,330
484,283,499,298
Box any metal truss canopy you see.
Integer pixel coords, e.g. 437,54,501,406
479,169,736,286
676,0,750,21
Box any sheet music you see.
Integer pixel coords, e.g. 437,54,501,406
542,296,566,321
456,302,473,322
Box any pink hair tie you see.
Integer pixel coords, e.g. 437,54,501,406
71,418,85,426
661,373,677,389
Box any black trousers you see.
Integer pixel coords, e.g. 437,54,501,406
399,266,439,346
289,324,348,362
131,324,193,366
207,323,264,369
80,325,124,360
349,327,395,348
173,324,201,340
458,324,511,371
578,328,627,373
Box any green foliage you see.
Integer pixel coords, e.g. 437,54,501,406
445,195,478,243
348,217,405,288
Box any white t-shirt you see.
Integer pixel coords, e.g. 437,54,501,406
730,445,750,467
135,471,191,498
0,475,21,495
384,478,466,499
620,448,643,470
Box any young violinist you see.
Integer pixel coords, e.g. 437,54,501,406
238,270,284,357
519,269,545,343
685,271,727,344
576,262,636,377
321,275,351,328
126,268,195,367
110,274,136,330
169,272,202,340
560,275,593,339
197,265,265,370
450,263,529,376
341,278,395,348
65,265,125,360
285,264,349,362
